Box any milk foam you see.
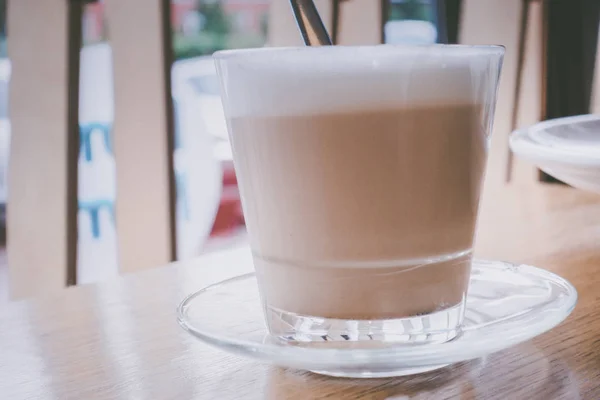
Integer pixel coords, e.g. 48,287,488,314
214,45,503,118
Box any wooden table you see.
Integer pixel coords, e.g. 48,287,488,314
1,183,599,399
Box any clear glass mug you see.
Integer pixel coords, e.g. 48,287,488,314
214,45,504,346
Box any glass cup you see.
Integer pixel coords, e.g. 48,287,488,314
214,45,504,347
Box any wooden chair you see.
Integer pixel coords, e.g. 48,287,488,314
8,0,176,299
6,0,549,300
7,0,348,300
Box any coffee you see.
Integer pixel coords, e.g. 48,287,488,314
229,104,485,319
215,45,503,343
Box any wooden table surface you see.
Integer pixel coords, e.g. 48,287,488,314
1,183,600,400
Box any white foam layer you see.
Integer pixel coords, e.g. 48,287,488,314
214,45,503,118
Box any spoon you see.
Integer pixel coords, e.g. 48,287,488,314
289,0,333,46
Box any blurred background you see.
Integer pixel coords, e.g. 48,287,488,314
1,0,599,302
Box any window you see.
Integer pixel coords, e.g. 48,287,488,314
384,0,438,45
173,0,270,60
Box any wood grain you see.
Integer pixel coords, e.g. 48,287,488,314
0,180,599,399
6,0,82,299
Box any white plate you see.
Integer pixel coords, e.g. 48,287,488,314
528,114,600,155
510,115,600,193
178,259,577,378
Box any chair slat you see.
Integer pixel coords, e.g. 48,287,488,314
7,0,82,299
105,0,177,273
461,0,527,185
337,0,380,45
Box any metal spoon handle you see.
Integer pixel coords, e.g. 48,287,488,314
289,0,333,46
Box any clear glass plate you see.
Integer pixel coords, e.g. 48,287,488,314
177,259,577,378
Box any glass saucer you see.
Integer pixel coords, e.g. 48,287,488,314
177,259,577,378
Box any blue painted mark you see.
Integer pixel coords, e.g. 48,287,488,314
80,123,112,162
78,199,115,238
